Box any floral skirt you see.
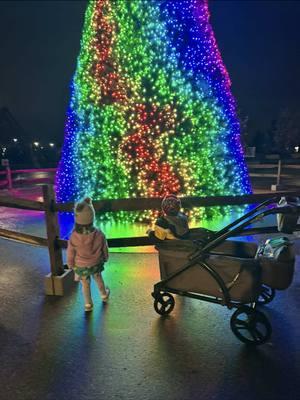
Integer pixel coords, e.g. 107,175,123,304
73,262,104,282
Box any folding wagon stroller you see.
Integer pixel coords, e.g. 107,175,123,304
151,196,300,345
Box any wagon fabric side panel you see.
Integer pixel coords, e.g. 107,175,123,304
260,246,295,290
157,245,261,303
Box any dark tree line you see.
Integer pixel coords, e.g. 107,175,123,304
240,108,300,155
1,141,61,168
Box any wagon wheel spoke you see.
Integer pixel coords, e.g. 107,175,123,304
249,327,264,342
260,291,269,301
163,299,173,307
235,318,249,328
258,285,275,305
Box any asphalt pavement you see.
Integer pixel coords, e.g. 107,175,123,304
0,236,299,400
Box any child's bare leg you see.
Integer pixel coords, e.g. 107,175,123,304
93,273,110,301
93,272,106,296
81,277,92,305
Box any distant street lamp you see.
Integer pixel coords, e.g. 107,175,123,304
49,143,55,147
13,138,18,143
33,142,39,147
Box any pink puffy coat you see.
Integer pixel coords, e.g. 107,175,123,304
67,229,108,269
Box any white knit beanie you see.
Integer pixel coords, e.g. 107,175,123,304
74,198,95,225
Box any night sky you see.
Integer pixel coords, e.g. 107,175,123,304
0,0,300,144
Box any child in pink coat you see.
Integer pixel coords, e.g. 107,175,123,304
67,198,110,311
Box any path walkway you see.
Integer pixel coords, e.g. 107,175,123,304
0,236,300,400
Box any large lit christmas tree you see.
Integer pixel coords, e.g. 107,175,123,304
56,0,251,221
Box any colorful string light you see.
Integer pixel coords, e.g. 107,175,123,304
56,0,252,221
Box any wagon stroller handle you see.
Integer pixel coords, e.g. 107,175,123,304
189,197,300,262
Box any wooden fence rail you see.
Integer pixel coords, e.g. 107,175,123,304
0,196,45,211
0,167,56,189
1,161,300,190
248,160,300,188
54,191,300,212
0,228,48,247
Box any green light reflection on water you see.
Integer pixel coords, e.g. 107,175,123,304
93,207,247,253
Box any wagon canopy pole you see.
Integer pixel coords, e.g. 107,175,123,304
43,184,64,276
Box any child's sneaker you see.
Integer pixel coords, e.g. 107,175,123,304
85,303,93,312
101,288,110,302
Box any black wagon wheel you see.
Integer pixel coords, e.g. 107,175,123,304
257,285,276,305
154,292,175,315
230,306,272,345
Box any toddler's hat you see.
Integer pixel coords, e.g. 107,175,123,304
75,197,95,225
161,194,181,215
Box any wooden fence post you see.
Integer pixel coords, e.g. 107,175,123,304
43,185,64,277
6,165,12,190
43,184,75,295
276,159,282,185
271,159,284,191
